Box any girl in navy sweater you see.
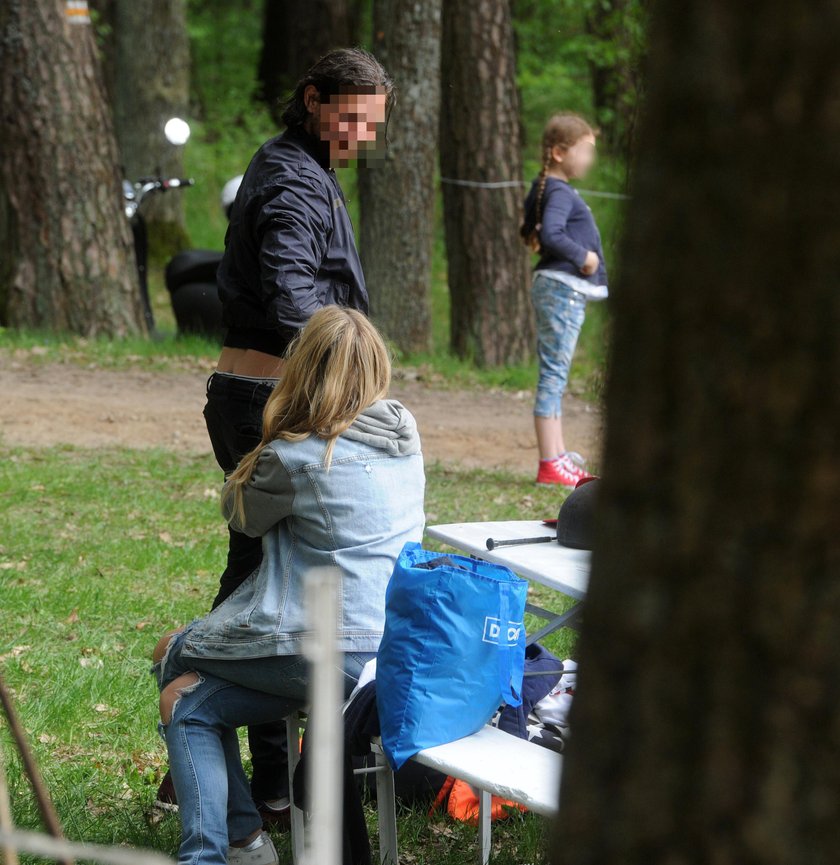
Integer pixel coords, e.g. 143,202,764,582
522,113,608,487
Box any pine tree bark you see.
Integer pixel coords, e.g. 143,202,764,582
357,0,441,355
104,0,191,256
553,3,840,864
0,0,144,335
258,0,360,124
440,0,533,366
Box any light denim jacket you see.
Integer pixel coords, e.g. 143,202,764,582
181,399,425,660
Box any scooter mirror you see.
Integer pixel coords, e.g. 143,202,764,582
164,117,191,146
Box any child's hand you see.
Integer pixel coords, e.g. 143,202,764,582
580,251,599,276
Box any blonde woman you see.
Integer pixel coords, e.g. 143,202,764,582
152,307,425,865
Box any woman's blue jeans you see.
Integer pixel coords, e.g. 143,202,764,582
531,272,588,418
153,628,373,865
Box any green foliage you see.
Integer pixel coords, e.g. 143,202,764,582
513,0,647,148
513,0,597,149
182,0,278,250
581,0,648,151
146,220,192,269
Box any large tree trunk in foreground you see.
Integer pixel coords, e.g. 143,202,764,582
554,3,840,864
357,0,441,355
440,0,533,366
103,0,191,257
0,0,143,335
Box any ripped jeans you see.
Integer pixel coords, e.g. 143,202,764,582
153,627,374,865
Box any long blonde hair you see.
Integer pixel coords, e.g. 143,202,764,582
223,306,392,526
521,113,597,253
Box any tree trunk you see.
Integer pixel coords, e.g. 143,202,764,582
0,0,144,335
585,0,647,159
357,0,441,355
258,0,357,125
104,0,191,258
554,3,840,864
439,0,533,366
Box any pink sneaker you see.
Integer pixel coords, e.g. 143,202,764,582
536,458,579,487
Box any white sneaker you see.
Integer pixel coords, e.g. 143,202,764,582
227,831,279,865
556,452,593,482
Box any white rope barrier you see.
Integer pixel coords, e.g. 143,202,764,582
439,176,630,199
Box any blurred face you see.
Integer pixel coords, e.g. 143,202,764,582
304,85,388,167
553,133,597,180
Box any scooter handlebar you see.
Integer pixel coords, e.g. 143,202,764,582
123,176,195,212
161,178,195,189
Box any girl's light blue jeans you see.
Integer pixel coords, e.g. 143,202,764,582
531,271,588,418
152,627,373,865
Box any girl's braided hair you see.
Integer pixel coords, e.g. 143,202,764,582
521,113,597,253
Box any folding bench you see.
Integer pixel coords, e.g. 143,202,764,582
287,716,563,865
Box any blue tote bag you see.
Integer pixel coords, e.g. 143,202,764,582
377,542,528,770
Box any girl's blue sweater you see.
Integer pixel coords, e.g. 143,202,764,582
523,176,608,287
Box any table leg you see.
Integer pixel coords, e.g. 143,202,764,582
524,601,582,645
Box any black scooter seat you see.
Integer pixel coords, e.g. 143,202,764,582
165,249,223,293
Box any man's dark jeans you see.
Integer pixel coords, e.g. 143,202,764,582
203,371,288,802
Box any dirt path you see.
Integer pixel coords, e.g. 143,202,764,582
0,360,603,475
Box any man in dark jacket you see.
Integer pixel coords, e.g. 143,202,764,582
157,48,394,826
216,91,377,359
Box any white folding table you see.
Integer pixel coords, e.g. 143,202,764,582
426,520,591,644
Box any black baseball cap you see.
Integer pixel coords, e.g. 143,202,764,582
556,477,599,550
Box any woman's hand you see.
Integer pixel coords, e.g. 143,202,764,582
580,251,599,276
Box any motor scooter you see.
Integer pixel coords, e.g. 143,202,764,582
161,174,243,343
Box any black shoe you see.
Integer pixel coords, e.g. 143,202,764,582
156,768,291,830
255,797,291,831
154,770,179,813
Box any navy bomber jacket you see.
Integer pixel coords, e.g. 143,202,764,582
217,125,368,357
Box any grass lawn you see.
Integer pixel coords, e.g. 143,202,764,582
1,444,576,864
